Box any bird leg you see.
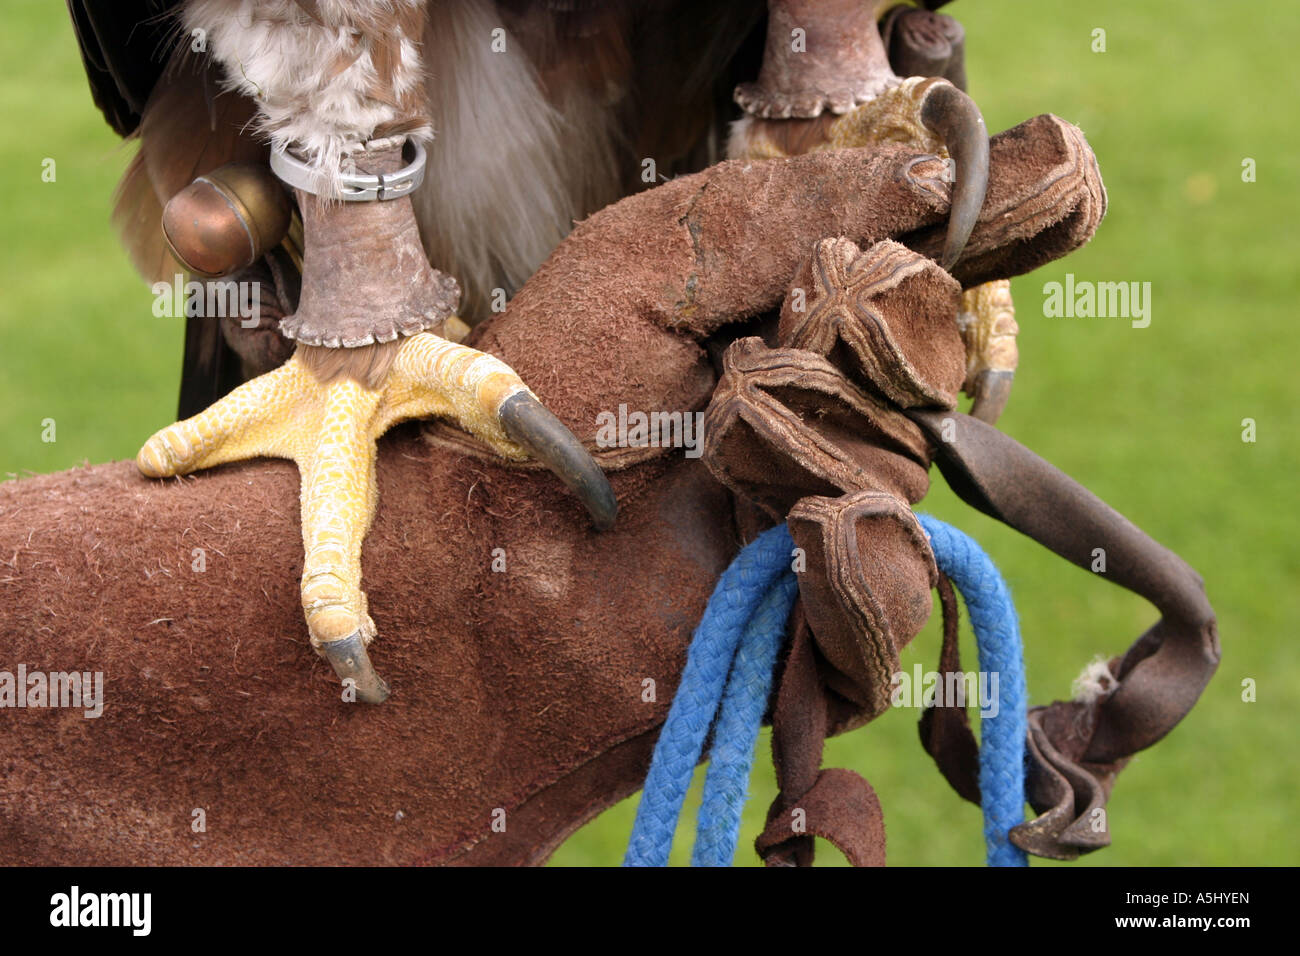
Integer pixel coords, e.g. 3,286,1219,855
732,0,989,271
147,4,616,701
139,324,614,702
139,138,614,702
730,0,1012,421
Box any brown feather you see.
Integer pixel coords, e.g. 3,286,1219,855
625,0,766,185
760,113,839,156
372,116,432,141
111,149,182,284
297,341,401,390
327,46,365,84
139,50,266,206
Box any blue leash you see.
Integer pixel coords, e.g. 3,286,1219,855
916,515,1028,867
624,524,797,867
624,515,1027,867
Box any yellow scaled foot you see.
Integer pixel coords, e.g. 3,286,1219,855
735,75,988,270
956,279,1018,424
138,331,614,702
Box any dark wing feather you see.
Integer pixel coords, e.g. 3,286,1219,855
624,0,767,178
178,308,246,420
500,0,767,184
66,0,184,136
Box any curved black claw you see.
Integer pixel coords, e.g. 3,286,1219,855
920,81,990,271
968,368,1015,426
498,391,618,531
318,632,391,704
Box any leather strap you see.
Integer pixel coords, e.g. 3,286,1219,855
909,408,1219,857
757,607,888,867
917,571,981,804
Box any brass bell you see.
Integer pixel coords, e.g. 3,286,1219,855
161,162,293,279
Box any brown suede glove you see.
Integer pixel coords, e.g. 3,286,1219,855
1,114,1125,865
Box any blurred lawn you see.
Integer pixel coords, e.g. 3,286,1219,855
1,0,1296,866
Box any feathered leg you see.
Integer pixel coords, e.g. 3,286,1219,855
140,0,614,700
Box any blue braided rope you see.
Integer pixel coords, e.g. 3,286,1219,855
692,573,800,866
624,515,1026,867
623,523,795,867
917,514,1028,867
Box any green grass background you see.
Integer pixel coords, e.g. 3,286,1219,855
1,0,1295,866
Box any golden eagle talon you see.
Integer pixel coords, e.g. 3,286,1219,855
316,632,391,704
498,391,618,531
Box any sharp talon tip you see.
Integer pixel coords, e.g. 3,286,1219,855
498,391,618,531
317,632,390,704
968,369,1015,426
921,82,990,273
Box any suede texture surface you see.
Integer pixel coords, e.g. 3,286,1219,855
0,115,1104,864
